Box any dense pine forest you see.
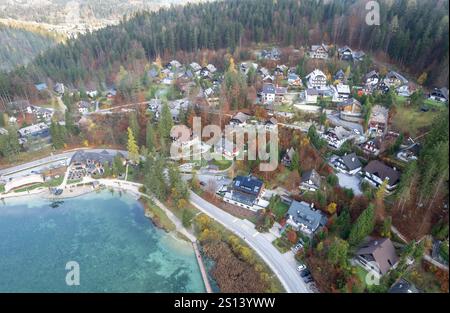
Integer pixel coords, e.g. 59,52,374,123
0,0,448,98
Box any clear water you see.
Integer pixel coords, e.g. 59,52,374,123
0,190,205,292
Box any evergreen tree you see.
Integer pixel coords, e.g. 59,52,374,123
348,204,376,247
127,127,140,164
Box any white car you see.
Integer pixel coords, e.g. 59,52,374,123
296,264,306,272
353,129,361,135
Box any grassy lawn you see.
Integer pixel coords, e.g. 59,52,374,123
395,95,408,105
210,159,232,170
392,104,445,137
270,201,289,220
272,237,293,254
274,103,294,113
0,184,4,193
14,183,45,193
424,98,447,107
44,176,64,187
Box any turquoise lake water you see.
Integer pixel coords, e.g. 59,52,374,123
0,190,205,292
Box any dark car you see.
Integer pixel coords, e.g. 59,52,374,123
303,275,314,284
300,269,311,277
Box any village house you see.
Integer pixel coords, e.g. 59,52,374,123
30,105,54,121
35,82,48,92
333,84,351,102
300,169,321,192
286,200,328,237
334,69,346,83
18,122,50,139
384,71,408,88
352,50,366,62
338,46,353,61
190,62,202,74
69,150,123,180
281,147,296,167
361,138,381,156
309,44,329,59
396,85,411,97
261,83,287,105
397,143,421,163
337,98,363,122
363,160,401,192
53,83,65,95
259,48,281,61
229,112,251,127
364,70,380,87
305,88,318,104
368,105,389,137
306,69,327,89
288,73,302,87
169,60,182,69
321,126,354,149
263,117,278,130
375,81,390,94
355,238,399,276
332,152,362,175
240,62,258,75
77,101,91,114
223,175,266,211
428,87,449,103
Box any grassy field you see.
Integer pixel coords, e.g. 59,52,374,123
272,237,293,253
392,104,446,137
210,159,232,170
270,200,289,220
141,198,176,232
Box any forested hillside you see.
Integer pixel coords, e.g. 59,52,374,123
1,0,448,98
0,24,58,71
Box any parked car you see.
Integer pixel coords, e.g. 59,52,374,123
296,264,306,272
303,275,314,284
200,181,206,186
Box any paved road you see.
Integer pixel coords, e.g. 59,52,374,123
189,191,310,293
327,112,364,134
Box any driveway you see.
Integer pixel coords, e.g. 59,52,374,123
336,172,363,195
189,192,310,293
327,112,364,134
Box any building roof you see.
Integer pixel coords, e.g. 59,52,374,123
311,43,329,52
364,160,400,186
301,169,321,188
287,200,327,233
232,175,263,196
231,112,251,124
365,70,379,80
17,123,49,137
70,150,118,165
337,97,362,108
306,69,326,80
340,153,362,171
357,238,399,275
262,83,276,94
386,71,408,85
336,84,351,94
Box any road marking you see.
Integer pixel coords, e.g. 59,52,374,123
252,232,259,237
232,218,238,223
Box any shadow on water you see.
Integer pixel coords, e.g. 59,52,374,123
50,201,65,209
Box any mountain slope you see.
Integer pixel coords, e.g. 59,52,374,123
0,24,58,71
1,0,448,97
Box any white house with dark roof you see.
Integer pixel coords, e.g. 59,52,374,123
223,175,266,211
306,69,327,88
286,200,328,236
384,71,408,88
363,160,400,192
300,169,321,192
332,152,362,175
356,238,399,276
429,87,449,103
309,44,329,59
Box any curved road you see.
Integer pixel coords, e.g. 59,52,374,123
189,192,310,293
